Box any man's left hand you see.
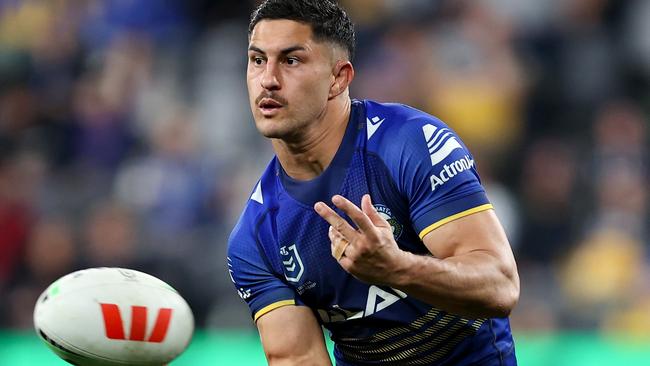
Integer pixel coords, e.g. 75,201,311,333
314,194,408,285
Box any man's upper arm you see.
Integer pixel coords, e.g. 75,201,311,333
421,208,516,266
227,208,298,320
386,117,516,268
377,115,493,238
375,113,517,267
419,209,520,316
227,212,331,365
257,306,332,366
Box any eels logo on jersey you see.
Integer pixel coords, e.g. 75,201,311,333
280,244,304,283
374,204,403,239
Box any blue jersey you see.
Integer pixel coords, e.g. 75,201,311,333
227,100,516,365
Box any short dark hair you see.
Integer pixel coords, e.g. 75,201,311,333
249,0,356,61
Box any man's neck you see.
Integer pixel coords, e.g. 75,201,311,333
273,98,352,181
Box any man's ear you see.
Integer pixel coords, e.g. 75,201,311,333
329,60,355,99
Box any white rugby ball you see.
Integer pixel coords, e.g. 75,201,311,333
33,267,194,366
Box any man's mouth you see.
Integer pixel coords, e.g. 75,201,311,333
259,98,283,111
257,98,283,116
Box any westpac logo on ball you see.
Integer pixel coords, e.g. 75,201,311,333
33,267,194,366
99,303,173,343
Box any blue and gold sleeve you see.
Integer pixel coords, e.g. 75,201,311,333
382,116,492,237
227,218,297,322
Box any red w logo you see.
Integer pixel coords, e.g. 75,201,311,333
99,303,172,343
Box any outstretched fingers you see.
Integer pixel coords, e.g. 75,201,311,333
315,195,384,263
314,201,357,239
360,194,390,228
331,195,376,234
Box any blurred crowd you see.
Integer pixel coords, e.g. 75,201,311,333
0,0,648,337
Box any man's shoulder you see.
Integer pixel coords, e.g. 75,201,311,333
362,99,444,122
228,158,279,244
360,99,450,154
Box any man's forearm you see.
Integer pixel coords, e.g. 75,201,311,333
266,352,332,366
389,250,519,318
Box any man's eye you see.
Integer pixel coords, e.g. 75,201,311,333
252,57,264,65
286,58,299,65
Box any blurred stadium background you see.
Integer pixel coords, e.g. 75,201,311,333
0,0,648,364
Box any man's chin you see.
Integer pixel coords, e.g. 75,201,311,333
255,124,288,140
254,116,306,141
259,131,283,139
256,126,302,141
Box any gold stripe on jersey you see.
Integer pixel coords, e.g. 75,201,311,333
334,310,486,365
420,319,486,364
338,313,455,355
336,309,441,347
418,204,493,240
382,320,466,363
253,300,295,322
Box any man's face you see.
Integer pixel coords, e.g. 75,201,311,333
247,19,335,140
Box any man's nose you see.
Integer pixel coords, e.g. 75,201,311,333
261,62,281,91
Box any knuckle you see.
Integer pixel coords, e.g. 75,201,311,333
355,239,369,253
335,221,345,232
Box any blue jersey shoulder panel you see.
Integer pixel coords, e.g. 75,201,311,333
227,159,299,321
362,100,492,238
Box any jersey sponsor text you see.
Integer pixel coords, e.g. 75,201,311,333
430,155,475,191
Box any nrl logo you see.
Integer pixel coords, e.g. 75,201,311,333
280,244,304,283
374,204,403,240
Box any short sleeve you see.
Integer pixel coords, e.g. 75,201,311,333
227,215,297,322
381,115,492,239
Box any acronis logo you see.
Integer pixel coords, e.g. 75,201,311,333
430,155,475,191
